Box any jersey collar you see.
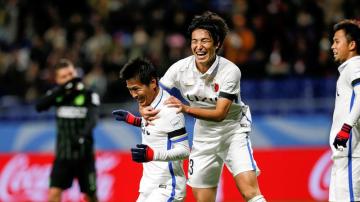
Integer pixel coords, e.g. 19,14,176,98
150,87,164,109
338,55,360,73
192,55,220,80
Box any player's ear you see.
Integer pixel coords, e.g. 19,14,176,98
215,41,221,51
150,78,157,90
349,40,356,51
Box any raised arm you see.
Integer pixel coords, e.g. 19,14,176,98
35,87,63,112
35,77,84,112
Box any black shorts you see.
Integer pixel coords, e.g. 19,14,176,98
49,157,97,195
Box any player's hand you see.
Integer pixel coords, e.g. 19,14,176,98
139,106,159,125
112,109,129,121
131,144,154,163
62,77,84,93
112,109,141,127
164,96,187,113
333,123,351,150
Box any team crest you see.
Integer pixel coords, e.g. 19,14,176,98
212,83,219,92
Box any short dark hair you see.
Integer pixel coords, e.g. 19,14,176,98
54,58,74,71
334,19,360,54
120,58,158,86
187,11,229,52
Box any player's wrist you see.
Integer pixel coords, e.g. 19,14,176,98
146,146,154,161
125,112,141,126
184,105,191,114
336,123,352,140
52,85,66,96
341,123,352,133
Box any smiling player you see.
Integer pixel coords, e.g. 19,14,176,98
140,11,266,202
113,58,190,202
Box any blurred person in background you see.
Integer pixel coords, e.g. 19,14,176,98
35,58,100,202
141,11,265,202
113,58,190,201
329,19,360,201
223,13,255,70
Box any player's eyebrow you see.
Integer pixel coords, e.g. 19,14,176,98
127,86,140,91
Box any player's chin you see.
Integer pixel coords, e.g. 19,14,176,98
138,101,147,107
334,57,343,63
195,55,208,62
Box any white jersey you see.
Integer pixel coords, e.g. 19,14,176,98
139,88,189,200
160,55,251,142
330,56,360,157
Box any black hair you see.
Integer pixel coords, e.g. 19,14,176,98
187,11,229,52
54,58,74,71
334,19,360,54
120,58,158,86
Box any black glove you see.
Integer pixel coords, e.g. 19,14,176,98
112,109,141,127
35,78,84,112
62,77,84,93
131,144,154,163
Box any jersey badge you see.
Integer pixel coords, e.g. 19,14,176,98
212,83,219,92
74,94,85,106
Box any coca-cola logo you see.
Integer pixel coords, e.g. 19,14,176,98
308,149,332,201
0,154,50,202
0,153,120,202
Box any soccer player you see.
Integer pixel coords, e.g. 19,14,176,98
141,11,265,202
329,19,360,201
113,58,190,202
35,59,100,202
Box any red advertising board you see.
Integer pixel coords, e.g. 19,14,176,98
255,148,331,201
0,148,331,202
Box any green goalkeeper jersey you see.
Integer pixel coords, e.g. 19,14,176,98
36,86,100,160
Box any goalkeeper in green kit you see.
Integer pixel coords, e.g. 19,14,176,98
36,58,100,202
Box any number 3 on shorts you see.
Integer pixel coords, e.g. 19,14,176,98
189,159,194,175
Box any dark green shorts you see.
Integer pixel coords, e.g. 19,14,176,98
50,157,97,195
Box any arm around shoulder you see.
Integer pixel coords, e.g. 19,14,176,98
183,97,232,122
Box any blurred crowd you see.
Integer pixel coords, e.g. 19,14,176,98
0,0,359,105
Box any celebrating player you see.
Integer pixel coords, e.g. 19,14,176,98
141,11,265,202
329,19,360,201
113,58,190,202
35,59,100,202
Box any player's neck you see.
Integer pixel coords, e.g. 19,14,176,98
195,55,216,74
150,87,160,104
347,52,359,60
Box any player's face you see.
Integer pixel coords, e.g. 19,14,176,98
191,29,218,69
126,78,157,107
331,29,354,63
55,66,77,85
